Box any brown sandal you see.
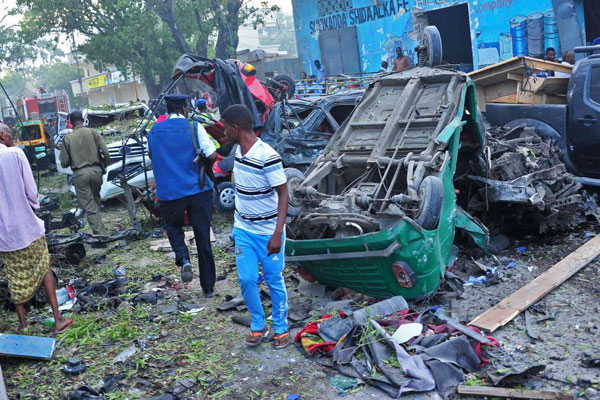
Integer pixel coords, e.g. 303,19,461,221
245,326,269,347
272,332,291,349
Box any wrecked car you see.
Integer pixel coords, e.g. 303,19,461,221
465,124,600,234
260,91,362,171
285,66,488,299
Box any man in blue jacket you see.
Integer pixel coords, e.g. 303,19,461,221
148,94,217,297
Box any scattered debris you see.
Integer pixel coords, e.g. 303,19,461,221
581,354,600,368
524,310,539,340
329,375,361,396
62,358,87,376
431,307,491,344
467,125,599,234
297,281,326,297
391,322,422,344
487,363,546,386
217,296,245,311
112,265,126,276
470,233,600,332
295,296,497,398
111,345,137,364
231,315,251,327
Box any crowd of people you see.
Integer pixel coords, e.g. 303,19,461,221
296,47,413,96
0,99,292,348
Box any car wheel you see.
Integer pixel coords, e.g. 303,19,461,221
213,182,236,212
423,25,443,67
414,176,444,230
285,168,305,216
273,75,296,99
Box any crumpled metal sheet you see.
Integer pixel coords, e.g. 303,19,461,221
467,125,600,233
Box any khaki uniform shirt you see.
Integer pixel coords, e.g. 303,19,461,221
59,125,110,171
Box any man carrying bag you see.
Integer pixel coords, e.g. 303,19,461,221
147,94,218,297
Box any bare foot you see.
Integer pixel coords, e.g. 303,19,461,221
54,317,73,334
14,323,27,334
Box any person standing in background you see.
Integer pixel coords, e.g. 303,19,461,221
0,123,72,334
314,60,326,81
393,47,412,72
379,60,389,72
545,47,556,62
556,51,575,78
59,111,110,236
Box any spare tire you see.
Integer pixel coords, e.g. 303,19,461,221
414,176,444,230
273,75,296,99
423,26,443,67
285,168,305,216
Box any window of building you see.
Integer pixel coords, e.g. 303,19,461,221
318,0,351,17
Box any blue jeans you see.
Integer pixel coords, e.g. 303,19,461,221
232,227,288,334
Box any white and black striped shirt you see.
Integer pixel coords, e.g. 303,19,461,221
233,139,287,235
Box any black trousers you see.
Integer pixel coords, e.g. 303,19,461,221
159,190,216,292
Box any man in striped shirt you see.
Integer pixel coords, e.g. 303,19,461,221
222,104,291,349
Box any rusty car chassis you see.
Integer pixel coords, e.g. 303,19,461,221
285,67,488,299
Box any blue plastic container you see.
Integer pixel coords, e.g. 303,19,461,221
527,11,545,58
510,15,528,56
544,10,561,56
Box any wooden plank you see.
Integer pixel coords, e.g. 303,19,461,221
536,77,570,95
484,81,519,102
0,364,7,400
469,56,573,87
516,91,566,105
507,72,523,81
0,334,55,360
457,385,572,399
475,85,487,112
487,94,518,104
470,234,600,332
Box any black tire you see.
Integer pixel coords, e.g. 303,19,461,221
64,243,86,265
414,176,444,230
213,182,236,212
285,168,305,217
423,26,443,67
273,75,296,99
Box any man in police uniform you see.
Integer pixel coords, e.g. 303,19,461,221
147,94,218,297
59,111,110,235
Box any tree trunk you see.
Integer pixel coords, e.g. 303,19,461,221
212,0,242,59
147,0,192,54
140,68,161,99
193,9,209,57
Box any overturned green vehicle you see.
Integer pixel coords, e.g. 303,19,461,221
284,67,488,299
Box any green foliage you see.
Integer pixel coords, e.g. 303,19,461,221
7,0,284,102
36,62,81,106
0,71,29,107
258,12,298,56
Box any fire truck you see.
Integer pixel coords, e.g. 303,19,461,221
13,90,71,168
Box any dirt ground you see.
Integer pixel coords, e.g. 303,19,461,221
1,169,599,400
